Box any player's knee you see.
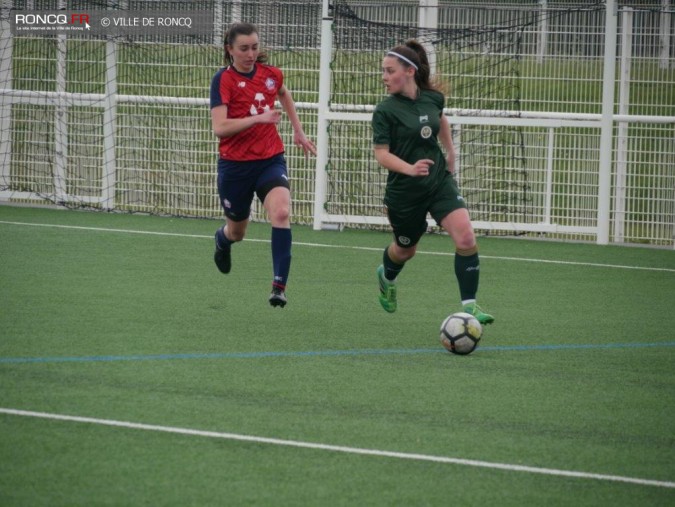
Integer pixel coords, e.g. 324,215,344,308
269,205,290,225
231,231,246,242
401,250,416,262
393,244,416,262
454,230,476,251
226,227,246,242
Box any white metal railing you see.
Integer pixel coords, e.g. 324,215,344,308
310,0,675,248
314,107,674,233
1,0,673,247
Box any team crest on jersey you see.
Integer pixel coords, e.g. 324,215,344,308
420,126,432,139
265,77,276,90
398,235,411,246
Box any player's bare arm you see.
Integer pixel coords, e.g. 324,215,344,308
374,145,433,177
211,104,281,139
438,115,456,174
277,85,317,156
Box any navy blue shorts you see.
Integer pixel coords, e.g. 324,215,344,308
217,153,290,222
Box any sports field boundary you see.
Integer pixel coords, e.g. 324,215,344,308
1,407,673,490
1,220,673,273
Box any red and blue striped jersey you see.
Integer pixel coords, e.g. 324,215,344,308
210,63,285,161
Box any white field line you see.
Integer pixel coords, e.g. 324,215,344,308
1,407,673,489
1,220,674,273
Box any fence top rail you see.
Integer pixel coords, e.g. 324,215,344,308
2,90,673,124
327,103,675,124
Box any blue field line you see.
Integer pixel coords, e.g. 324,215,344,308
1,341,674,364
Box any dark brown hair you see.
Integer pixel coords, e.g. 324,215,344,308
224,22,268,66
388,39,445,94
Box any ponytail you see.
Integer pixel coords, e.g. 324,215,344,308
388,40,446,94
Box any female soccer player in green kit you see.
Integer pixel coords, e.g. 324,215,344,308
372,40,494,325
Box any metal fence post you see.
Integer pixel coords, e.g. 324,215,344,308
54,32,68,203
660,0,671,70
597,0,617,245
312,0,333,230
614,7,633,243
419,0,438,74
537,0,548,64
0,0,12,190
101,38,117,210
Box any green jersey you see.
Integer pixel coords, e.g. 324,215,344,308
372,89,448,208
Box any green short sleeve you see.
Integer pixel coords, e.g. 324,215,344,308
372,107,390,146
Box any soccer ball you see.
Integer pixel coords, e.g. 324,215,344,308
440,312,482,355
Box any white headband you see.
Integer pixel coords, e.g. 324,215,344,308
387,51,418,71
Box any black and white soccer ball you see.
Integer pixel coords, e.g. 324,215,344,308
440,312,482,355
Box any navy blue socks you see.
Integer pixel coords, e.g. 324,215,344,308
271,227,292,290
215,226,233,251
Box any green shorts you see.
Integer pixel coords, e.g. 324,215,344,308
385,172,467,248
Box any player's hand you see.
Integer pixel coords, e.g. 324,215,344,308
256,109,282,124
408,159,433,177
294,131,317,157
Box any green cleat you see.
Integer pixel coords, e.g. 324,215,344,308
463,302,495,325
377,264,397,313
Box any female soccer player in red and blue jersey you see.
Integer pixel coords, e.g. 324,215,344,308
210,23,316,307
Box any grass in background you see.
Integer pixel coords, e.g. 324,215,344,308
1,206,674,506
